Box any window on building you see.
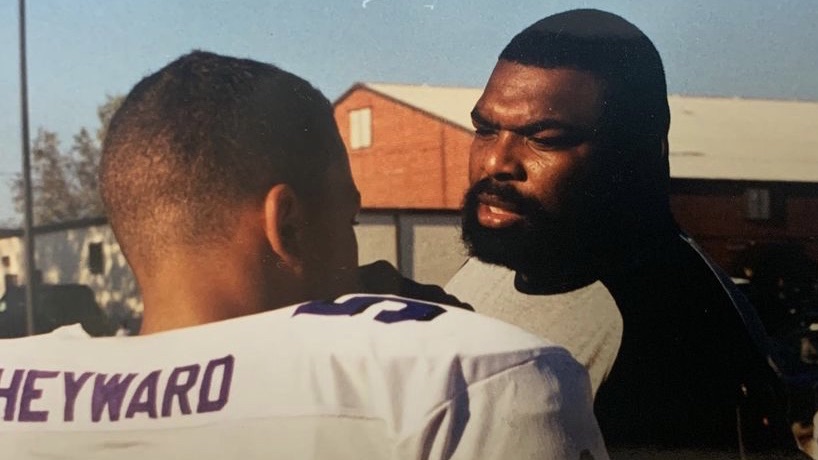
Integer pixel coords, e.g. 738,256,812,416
3,274,17,289
745,188,771,220
88,243,105,275
1,256,9,268
349,107,372,149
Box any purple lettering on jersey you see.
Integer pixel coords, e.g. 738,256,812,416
91,373,138,422
374,302,445,323
0,369,24,421
161,365,200,417
18,370,58,422
295,296,448,324
294,296,384,317
197,355,234,413
125,370,160,419
64,372,93,422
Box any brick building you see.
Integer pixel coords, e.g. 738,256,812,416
334,83,473,210
334,83,818,280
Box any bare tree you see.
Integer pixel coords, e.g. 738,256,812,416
10,95,123,226
70,127,104,218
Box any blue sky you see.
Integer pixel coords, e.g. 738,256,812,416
0,0,816,222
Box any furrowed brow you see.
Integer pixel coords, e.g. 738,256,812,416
470,110,499,129
515,120,578,137
471,108,580,136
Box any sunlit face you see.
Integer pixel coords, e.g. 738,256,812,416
462,60,611,275
300,124,361,300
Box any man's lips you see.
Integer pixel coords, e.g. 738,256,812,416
476,193,524,228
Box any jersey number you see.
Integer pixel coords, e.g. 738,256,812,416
293,296,446,324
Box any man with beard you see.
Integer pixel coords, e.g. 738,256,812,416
445,8,798,457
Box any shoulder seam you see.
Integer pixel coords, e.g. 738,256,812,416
397,347,576,440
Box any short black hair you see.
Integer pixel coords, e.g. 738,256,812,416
100,51,340,262
500,9,670,142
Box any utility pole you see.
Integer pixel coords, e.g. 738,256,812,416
19,0,37,336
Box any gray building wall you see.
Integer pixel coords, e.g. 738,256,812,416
355,210,467,286
1,210,467,321
355,213,398,267
0,222,140,319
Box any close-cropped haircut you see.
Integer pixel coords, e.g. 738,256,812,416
100,51,338,262
500,9,670,144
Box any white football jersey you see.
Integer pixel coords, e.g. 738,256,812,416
0,294,608,460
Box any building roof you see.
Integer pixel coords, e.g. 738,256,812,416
360,82,818,183
0,216,108,239
364,83,480,132
667,96,818,182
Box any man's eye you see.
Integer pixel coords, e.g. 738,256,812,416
528,135,579,150
473,127,496,138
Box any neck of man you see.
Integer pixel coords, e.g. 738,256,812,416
514,268,598,295
510,207,680,294
594,210,681,284
512,251,599,295
137,247,301,335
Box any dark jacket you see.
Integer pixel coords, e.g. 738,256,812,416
594,233,791,453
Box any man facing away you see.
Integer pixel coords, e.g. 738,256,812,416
445,9,797,456
0,51,607,459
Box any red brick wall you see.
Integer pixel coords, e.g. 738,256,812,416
334,87,471,210
440,123,471,208
671,180,818,274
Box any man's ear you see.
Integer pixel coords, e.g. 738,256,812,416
263,184,305,273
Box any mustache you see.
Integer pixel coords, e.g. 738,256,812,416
464,179,544,217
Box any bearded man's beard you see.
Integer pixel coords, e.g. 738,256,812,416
460,179,589,276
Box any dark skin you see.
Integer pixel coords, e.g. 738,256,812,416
137,122,362,334
359,62,612,305
468,61,609,286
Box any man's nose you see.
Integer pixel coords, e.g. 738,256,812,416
481,133,525,181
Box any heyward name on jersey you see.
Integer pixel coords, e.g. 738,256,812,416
0,355,233,423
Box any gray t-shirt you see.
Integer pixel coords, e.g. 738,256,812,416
446,258,623,395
